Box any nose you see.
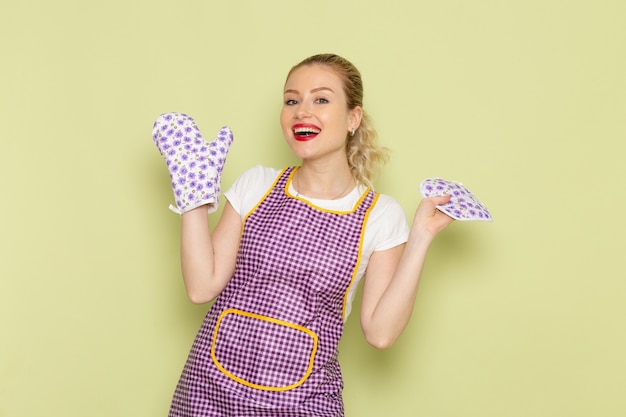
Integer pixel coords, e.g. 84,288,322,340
295,103,311,119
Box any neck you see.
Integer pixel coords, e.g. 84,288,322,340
293,165,355,200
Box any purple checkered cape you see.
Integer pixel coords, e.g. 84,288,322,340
169,167,378,417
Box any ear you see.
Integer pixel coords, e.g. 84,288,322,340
349,106,363,132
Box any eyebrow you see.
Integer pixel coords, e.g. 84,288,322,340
284,87,335,95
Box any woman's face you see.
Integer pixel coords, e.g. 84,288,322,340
280,64,361,162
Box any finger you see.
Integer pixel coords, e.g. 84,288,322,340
430,194,451,206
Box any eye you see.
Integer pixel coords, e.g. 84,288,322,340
315,97,329,104
285,99,298,106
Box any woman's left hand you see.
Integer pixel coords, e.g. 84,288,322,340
412,195,455,241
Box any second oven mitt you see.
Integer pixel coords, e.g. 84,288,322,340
152,112,234,214
420,178,493,221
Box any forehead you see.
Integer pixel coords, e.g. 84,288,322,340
284,64,345,93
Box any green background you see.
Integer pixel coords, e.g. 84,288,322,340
1,0,624,416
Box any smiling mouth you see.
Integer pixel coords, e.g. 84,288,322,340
293,126,321,139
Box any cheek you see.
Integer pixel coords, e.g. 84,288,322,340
322,113,349,131
279,108,291,126
279,110,293,136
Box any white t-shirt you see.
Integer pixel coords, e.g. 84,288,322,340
223,165,409,320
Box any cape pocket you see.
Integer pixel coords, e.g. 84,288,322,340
211,308,318,391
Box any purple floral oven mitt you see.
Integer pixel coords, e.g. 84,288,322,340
152,112,234,214
419,178,493,221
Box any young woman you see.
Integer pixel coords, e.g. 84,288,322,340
153,53,454,417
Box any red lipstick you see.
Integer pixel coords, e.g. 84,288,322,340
293,124,321,141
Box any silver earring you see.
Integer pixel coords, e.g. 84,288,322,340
350,128,355,136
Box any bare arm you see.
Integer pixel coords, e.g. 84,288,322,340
360,195,454,349
180,201,242,304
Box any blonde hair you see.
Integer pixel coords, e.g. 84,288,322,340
286,54,389,190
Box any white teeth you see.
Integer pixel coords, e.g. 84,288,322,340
294,127,321,134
